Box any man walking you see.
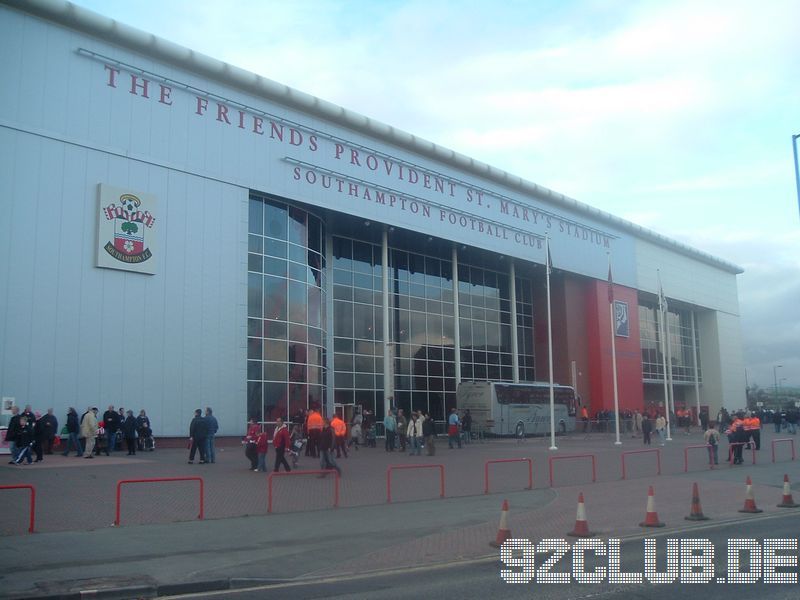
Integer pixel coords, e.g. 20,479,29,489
61,407,82,456
272,417,292,472
80,407,98,458
407,412,422,456
319,418,342,476
205,407,219,463
188,409,208,464
422,412,436,456
5,406,21,463
330,413,348,458
448,408,462,449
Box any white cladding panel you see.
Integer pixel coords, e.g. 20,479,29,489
635,238,740,315
0,127,247,435
0,5,637,288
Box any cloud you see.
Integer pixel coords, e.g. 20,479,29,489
70,0,800,388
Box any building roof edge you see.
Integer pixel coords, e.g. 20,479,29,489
3,0,744,275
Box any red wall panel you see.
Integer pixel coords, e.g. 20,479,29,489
585,280,644,414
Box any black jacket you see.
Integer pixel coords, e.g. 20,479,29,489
422,417,435,437
319,426,335,452
15,421,34,447
190,416,208,439
4,414,20,441
66,411,79,434
103,410,121,433
122,415,137,439
41,414,58,438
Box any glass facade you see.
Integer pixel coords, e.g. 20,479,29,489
248,196,539,423
332,235,536,422
247,194,327,422
639,303,701,383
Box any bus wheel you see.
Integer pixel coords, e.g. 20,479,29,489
559,420,567,434
515,422,525,440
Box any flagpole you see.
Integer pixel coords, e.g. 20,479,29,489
657,269,672,441
608,254,621,445
546,236,557,450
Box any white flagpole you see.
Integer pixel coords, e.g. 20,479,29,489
546,236,557,450
657,269,672,441
609,254,621,445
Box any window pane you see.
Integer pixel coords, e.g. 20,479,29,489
265,200,288,239
248,198,263,235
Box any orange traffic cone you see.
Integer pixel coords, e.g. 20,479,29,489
685,482,710,521
739,476,763,513
777,474,799,508
490,499,512,547
640,485,665,527
567,492,595,537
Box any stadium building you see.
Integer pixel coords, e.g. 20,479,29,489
0,0,745,436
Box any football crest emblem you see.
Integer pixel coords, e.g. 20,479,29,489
96,184,158,274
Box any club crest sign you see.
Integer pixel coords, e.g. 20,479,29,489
96,184,157,274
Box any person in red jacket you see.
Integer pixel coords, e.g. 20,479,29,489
272,417,291,472
243,417,259,471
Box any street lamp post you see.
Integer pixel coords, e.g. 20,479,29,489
774,365,783,403
793,134,800,219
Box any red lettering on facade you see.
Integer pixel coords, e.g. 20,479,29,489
104,65,120,88
216,103,231,124
253,116,264,135
195,97,208,115
158,84,172,105
129,75,149,98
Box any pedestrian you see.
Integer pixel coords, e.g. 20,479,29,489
12,415,34,465
331,413,348,458
319,418,342,476
5,406,21,463
80,407,98,459
383,409,397,452
187,408,208,464
634,410,643,435
396,409,407,452
121,410,137,455
655,414,666,445
726,412,745,465
103,405,120,455
580,405,589,433
61,407,82,456
136,410,152,451
306,408,323,458
273,417,292,472
407,412,422,456
32,412,46,462
447,408,461,449
205,407,219,463
422,411,436,456
462,409,472,444
699,411,709,431
244,417,259,470
773,410,783,433
641,415,652,445
41,408,58,454
704,421,720,465
752,412,761,451
255,428,269,472
349,415,362,451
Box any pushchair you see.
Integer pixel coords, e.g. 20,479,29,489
138,427,155,451
289,437,305,467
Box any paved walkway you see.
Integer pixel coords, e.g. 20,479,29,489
0,430,798,597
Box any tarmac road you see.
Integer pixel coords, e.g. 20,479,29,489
170,511,800,600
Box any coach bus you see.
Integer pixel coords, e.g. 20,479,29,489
456,381,578,437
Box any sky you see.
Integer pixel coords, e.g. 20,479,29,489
70,0,800,390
